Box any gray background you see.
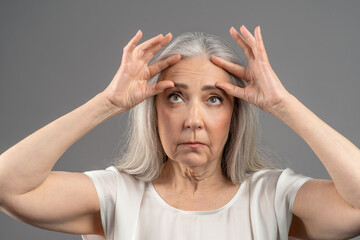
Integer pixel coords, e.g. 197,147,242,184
1,0,359,239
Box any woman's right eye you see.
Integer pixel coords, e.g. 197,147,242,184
168,93,183,103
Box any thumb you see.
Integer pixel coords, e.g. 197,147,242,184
147,80,174,98
216,82,245,100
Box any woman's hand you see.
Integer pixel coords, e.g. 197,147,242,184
103,30,181,111
211,25,291,113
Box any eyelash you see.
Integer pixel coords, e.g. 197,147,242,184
168,92,223,105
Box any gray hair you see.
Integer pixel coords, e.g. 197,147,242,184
113,32,274,184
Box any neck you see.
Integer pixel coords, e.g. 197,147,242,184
154,158,231,194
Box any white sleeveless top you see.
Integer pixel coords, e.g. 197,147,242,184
81,166,312,240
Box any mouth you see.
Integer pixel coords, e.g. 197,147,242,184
180,142,206,148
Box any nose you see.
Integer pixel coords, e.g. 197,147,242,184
184,101,204,130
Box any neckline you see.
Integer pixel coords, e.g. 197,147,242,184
149,181,244,215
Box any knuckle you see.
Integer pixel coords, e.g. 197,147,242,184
259,44,266,51
232,85,238,94
136,49,145,58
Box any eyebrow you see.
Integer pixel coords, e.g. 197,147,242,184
173,83,221,91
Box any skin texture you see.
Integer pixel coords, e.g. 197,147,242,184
153,56,240,210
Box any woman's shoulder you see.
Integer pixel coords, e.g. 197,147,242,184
83,166,145,191
248,167,283,182
251,167,306,178
244,168,313,213
83,166,146,200
247,167,313,205
107,166,145,185
248,167,312,189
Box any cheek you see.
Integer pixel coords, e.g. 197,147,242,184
206,106,233,143
156,103,182,145
209,111,232,132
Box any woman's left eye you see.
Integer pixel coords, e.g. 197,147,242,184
207,96,223,105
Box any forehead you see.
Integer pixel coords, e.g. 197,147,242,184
161,55,230,84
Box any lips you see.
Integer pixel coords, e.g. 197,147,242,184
180,141,206,148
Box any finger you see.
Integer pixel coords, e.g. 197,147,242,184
210,56,247,81
239,25,256,51
254,26,269,63
215,81,246,100
123,30,143,54
230,27,253,60
148,54,182,78
146,80,175,98
121,30,143,63
143,33,173,62
134,33,165,59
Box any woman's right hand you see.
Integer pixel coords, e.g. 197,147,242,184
103,30,181,111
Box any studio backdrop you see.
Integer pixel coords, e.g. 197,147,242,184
1,0,359,239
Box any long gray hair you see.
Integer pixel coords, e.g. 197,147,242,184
114,32,274,184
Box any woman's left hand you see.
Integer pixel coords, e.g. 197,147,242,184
211,25,291,113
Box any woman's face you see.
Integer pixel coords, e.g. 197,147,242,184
155,55,234,168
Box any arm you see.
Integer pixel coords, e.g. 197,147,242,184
0,93,119,236
0,93,121,198
211,25,360,239
278,94,360,239
0,30,180,235
273,93,360,209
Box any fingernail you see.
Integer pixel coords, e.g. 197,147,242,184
137,30,142,34
166,32,172,37
215,82,224,88
258,26,261,33
165,81,175,88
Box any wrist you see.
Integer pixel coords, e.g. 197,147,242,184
268,93,300,120
93,92,127,119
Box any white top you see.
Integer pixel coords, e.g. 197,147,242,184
81,166,312,240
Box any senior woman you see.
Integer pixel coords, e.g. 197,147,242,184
0,26,360,240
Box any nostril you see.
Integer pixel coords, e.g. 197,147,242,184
184,118,203,130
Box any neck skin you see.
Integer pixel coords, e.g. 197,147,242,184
153,157,234,195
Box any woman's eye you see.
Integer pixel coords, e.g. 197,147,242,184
208,96,222,105
168,93,183,103
168,93,222,105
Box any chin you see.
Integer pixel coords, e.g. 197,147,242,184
173,153,209,167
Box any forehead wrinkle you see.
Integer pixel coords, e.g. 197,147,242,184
163,68,229,83
162,67,200,81
160,57,231,88
172,82,223,92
